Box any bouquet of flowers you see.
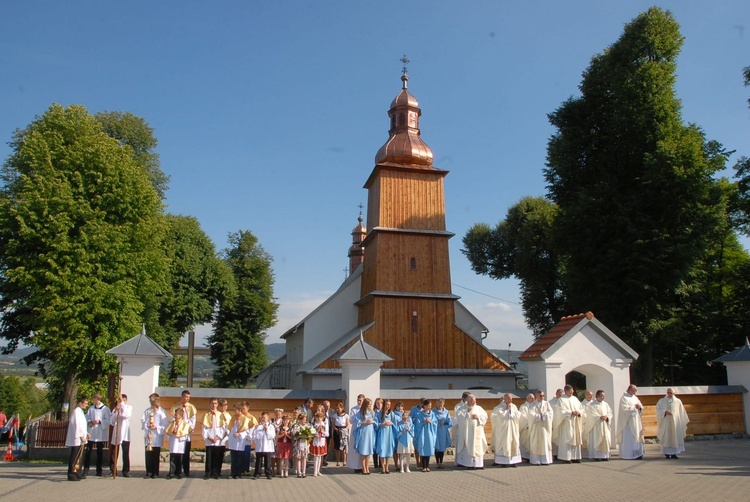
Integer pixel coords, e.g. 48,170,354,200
293,423,315,442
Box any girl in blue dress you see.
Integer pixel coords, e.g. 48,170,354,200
415,399,437,472
433,398,453,469
395,409,414,473
355,398,376,474
375,398,396,473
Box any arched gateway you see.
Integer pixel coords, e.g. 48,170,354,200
519,312,638,442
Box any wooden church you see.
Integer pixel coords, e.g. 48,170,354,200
256,69,514,390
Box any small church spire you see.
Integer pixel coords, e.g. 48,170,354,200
374,56,434,167
348,204,367,275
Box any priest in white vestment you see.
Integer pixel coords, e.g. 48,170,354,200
656,388,690,459
548,388,563,458
346,394,365,471
518,393,536,462
528,391,553,465
552,385,584,462
454,394,488,468
583,390,612,461
580,390,594,458
616,385,644,460
490,394,521,467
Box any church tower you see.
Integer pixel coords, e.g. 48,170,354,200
260,62,512,390
355,64,505,372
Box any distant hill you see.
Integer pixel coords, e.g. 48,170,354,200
265,342,285,362
0,346,40,377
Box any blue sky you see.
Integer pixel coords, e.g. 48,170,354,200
2,1,748,352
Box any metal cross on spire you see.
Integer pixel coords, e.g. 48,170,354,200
400,55,410,76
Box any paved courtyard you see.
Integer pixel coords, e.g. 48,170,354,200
1,439,748,501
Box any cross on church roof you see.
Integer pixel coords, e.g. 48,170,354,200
400,55,410,76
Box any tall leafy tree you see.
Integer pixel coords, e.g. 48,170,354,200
0,104,168,405
209,230,277,388
733,66,750,234
95,111,169,200
144,214,232,383
544,8,728,384
462,196,567,338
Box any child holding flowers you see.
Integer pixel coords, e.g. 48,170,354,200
292,413,314,478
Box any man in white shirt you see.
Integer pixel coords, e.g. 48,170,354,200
109,394,133,478
548,388,563,459
141,395,169,478
584,390,612,461
170,389,197,477
65,396,89,481
617,385,645,460
518,393,536,462
553,385,584,463
454,394,488,469
528,390,553,465
490,394,521,467
656,388,690,459
83,393,110,477
580,390,594,458
202,398,228,479
109,394,133,477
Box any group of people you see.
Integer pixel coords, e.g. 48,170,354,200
64,386,689,481
506,384,690,467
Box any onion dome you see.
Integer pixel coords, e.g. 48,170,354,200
375,65,434,168
348,210,366,274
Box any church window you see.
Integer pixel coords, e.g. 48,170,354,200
411,311,418,333
410,257,417,270
398,112,405,126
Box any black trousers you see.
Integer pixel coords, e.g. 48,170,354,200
68,445,84,478
217,445,226,475
205,446,222,477
182,440,191,475
145,447,161,476
84,441,104,474
435,450,445,464
230,450,243,477
420,455,431,469
254,451,272,478
109,441,131,474
169,453,184,477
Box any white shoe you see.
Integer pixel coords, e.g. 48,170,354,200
406,467,411,473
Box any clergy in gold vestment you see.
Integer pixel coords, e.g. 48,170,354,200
490,394,521,466
552,385,584,462
454,394,488,468
656,388,690,459
583,390,612,461
528,391,553,465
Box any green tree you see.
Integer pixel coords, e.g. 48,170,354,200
209,230,278,388
0,376,51,425
462,196,567,338
544,8,728,384
0,104,168,406
144,214,232,383
732,66,750,234
95,111,169,200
